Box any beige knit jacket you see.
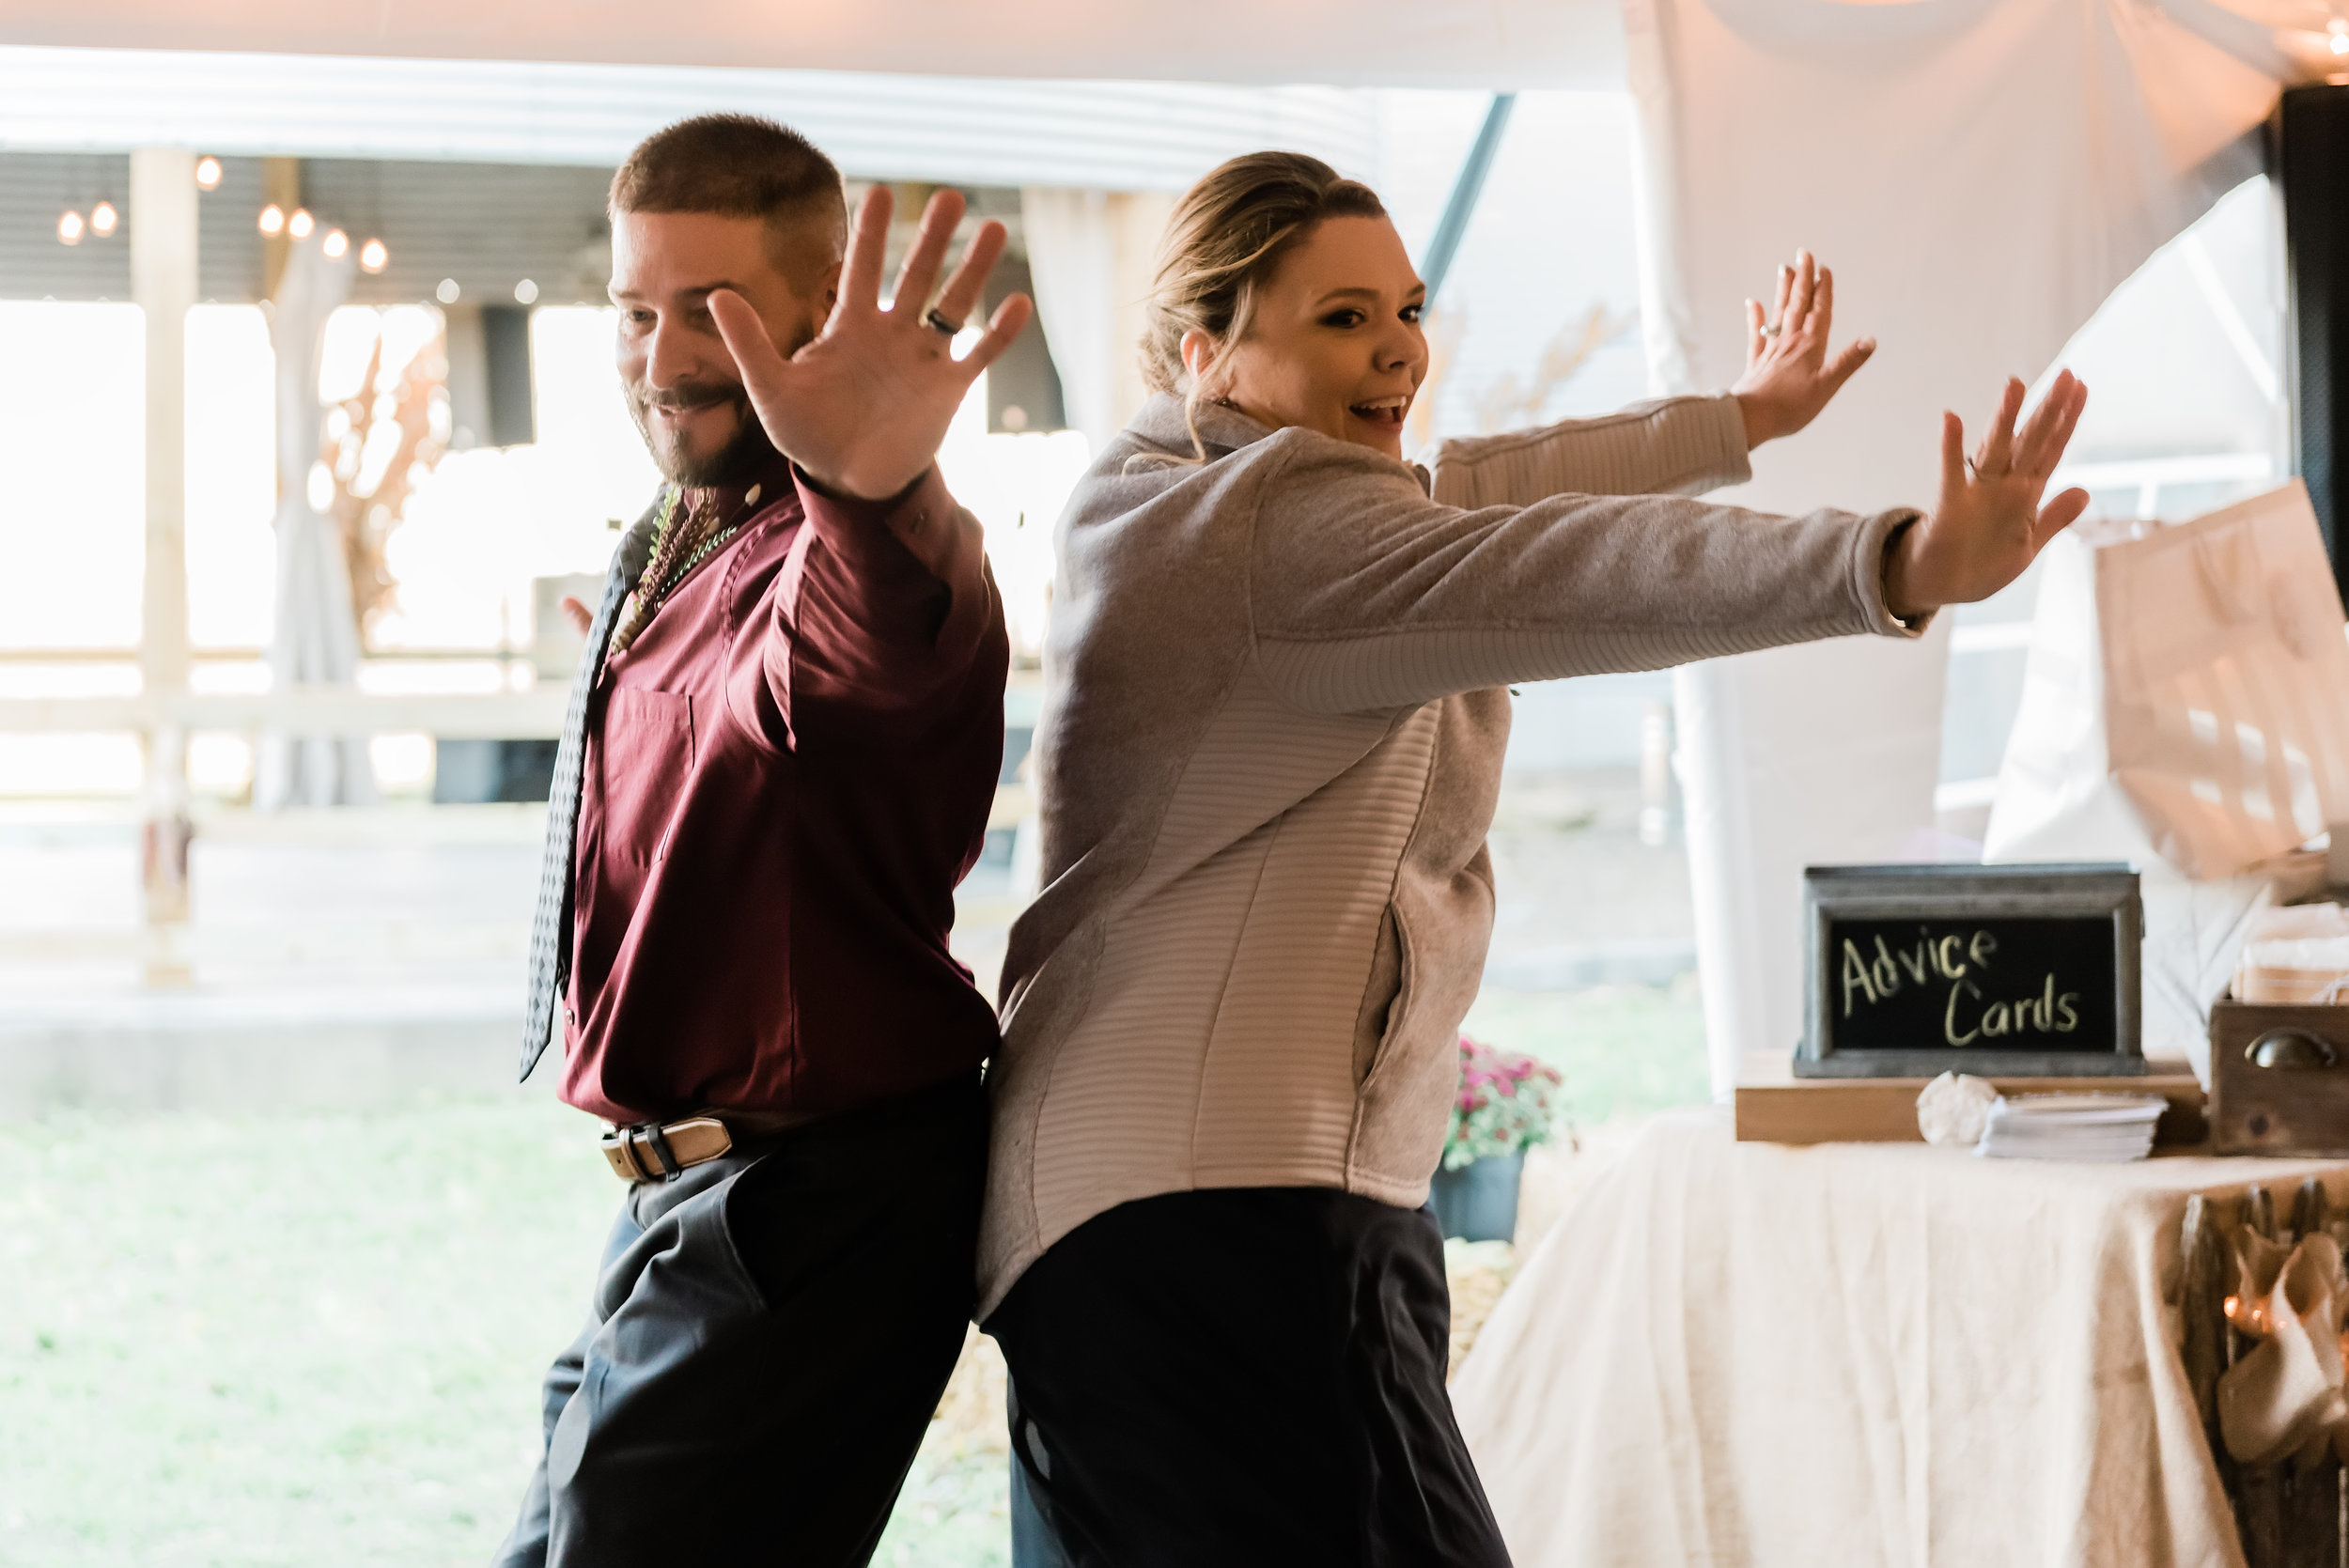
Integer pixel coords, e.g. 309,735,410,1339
979,390,1922,1316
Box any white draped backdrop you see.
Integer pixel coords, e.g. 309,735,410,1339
1019,187,1174,454
1629,0,2287,1091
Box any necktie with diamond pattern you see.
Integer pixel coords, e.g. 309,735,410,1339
519,492,665,1081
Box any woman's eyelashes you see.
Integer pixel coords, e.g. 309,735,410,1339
1317,304,1423,330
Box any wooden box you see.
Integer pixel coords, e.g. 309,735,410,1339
1736,1052,2206,1145
2210,997,2349,1156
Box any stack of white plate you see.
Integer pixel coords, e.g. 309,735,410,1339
1975,1093,2168,1162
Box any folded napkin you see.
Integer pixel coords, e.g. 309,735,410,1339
2217,1230,2349,1466
2235,903,2349,1004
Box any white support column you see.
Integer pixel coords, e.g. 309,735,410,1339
132,147,197,984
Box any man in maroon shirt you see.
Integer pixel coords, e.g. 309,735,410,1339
494,116,1029,1567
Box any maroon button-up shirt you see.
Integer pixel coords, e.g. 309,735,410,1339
560,456,1007,1126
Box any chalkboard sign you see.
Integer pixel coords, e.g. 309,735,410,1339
1797,864,2143,1079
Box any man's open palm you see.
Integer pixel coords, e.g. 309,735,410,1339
708,186,1033,501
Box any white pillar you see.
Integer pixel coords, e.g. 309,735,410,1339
132,147,197,983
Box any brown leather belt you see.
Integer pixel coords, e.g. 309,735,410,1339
599,1109,825,1183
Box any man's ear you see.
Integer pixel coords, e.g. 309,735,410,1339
818,256,844,315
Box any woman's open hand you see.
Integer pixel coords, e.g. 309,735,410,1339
707,185,1032,502
1885,372,2091,621
1732,251,1875,447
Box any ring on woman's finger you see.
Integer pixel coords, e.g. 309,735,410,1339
924,308,962,337
1759,323,1782,340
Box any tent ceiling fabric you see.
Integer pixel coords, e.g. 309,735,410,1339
0,1,1626,90
0,46,1384,189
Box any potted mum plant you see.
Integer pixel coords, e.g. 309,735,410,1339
1432,1034,1567,1243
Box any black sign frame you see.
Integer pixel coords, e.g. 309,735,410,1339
1797,863,2143,1079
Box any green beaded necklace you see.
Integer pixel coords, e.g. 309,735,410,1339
609,482,759,657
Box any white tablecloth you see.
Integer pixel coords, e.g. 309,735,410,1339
1451,1108,2349,1567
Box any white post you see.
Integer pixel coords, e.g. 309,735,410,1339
132,147,197,985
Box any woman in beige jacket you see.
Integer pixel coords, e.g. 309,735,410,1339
984,152,2087,1566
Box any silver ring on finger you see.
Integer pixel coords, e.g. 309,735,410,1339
1759,323,1782,341
924,308,961,337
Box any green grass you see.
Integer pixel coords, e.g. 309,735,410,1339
0,984,1705,1564
1460,981,1712,1127
0,1095,1006,1567
874,1437,1008,1568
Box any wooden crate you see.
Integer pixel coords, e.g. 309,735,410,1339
2211,999,2349,1156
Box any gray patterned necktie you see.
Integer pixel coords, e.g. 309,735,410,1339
519,493,666,1081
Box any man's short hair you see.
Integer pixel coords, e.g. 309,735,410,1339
610,114,848,292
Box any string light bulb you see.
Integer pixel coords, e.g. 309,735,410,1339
359,238,387,273
194,157,222,191
88,201,117,237
56,210,84,246
321,228,349,260
288,209,314,241
258,204,285,236
435,278,460,304
513,278,540,304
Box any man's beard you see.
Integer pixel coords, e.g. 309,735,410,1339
627,376,780,489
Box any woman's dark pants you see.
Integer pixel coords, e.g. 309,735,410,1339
988,1186,1515,1568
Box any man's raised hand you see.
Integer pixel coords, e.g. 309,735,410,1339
708,186,1033,502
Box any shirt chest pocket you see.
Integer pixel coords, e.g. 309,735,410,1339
598,690,695,867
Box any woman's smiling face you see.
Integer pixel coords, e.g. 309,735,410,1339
1184,214,1429,460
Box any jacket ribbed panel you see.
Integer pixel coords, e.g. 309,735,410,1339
1026,827,1273,1225
1189,693,1439,1187
1254,616,1878,714
1429,391,1752,505
978,392,1923,1318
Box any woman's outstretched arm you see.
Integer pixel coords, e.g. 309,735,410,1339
1427,252,1873,507
1249,373,2086,714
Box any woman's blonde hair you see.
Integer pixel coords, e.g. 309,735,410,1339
1141,151,1387,460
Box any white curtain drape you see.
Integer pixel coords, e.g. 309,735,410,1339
256,235,377,810
1628,0,2283,1093
1020,188,1118,453
1019,188,1175,456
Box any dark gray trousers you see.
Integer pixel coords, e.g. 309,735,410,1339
494,1075,988,1568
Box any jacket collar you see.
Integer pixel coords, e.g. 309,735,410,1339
1129,391,1274,462
1127,390,1432,494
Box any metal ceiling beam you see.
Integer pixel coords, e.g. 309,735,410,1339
1418,93,1515,305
